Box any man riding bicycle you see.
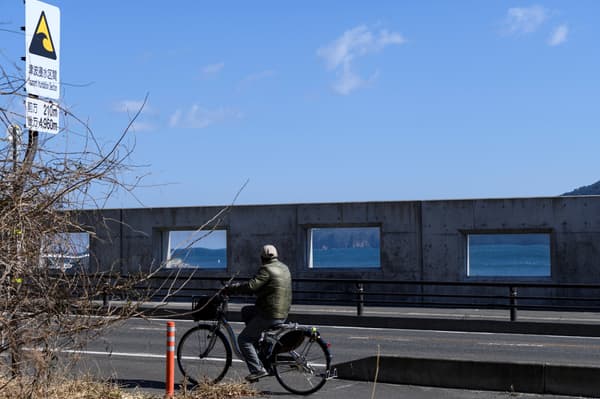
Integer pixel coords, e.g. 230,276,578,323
226,244,292,382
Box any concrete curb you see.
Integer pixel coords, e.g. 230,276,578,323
140,306,600,337
334,356,600,398
287,313,600,337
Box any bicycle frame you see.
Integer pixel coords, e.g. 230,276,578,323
208,313,293,365
221,316,244,359
204,315,244,360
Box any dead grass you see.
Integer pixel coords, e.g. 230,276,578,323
176,381,260,399
0,376,260,399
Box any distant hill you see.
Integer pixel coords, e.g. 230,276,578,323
562,180,600,196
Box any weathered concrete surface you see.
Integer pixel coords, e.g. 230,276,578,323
80,196,600,303
335,356,600,398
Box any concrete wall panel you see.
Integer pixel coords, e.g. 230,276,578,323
77,196,600,296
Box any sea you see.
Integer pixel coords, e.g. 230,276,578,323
312,248,380,268
468,243,550,277
170,248,227,269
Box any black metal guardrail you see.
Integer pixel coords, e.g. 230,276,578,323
90,275,600,322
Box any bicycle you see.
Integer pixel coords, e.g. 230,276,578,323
177,293,336,395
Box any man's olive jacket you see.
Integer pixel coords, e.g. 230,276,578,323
234,258,292,319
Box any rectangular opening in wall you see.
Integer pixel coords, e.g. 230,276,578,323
309,227,380,269
41,232,90,271
467,233,551,277
166,229,227,269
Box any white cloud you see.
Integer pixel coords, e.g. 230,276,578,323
378,29,406,47
113,100,151,114
504,5,548,34
317,25,405,95
548,24,568,46
202,62,225,76
130,121,156,132
169,105,241,129
169,110,183,127
333,65,380,96
333,66,365,95
114,100,156,131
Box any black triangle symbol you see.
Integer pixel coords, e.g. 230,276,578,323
29,11,57,60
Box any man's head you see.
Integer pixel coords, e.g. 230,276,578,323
261,244,278,263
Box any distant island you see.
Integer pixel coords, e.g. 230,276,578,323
562,180,600,196
312,228,379,250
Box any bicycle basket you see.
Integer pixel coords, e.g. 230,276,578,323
191,295,221,321
274,329,306,353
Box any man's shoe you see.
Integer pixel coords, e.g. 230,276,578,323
245,369,269,382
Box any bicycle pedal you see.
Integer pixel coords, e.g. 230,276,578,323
325,368,338,380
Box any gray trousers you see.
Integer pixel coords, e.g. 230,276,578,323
238,306,284,373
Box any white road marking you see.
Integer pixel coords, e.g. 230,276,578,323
130,327,164,331
65,349,328,368
64,349,165,359
479,343,545,348
62,349,245,363
349,336,409,342
178,355,244,364
333,382,359,390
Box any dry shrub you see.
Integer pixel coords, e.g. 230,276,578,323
0,375,133,398
0,375,260,399
178,381,260,399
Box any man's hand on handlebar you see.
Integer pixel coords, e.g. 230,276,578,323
223,282,241,295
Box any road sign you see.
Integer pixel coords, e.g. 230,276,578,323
25,0,60,100
25,97,60,134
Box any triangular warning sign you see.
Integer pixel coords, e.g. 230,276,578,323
28,11,57,60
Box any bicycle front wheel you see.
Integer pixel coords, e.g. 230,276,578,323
273,331,331,395
177,324,232,385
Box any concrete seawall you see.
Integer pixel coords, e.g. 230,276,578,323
81,196,600,306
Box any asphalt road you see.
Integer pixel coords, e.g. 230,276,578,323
70,317,600,398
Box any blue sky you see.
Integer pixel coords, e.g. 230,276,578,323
2,1,599,208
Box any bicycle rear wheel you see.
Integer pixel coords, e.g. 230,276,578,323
177,324,232,385
273,330,331,395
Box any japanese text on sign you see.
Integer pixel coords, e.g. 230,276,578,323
25,97,59,134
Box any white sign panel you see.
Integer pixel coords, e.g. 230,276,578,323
25,97,59,134
25,0,60,100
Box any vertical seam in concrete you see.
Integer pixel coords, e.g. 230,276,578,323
295,204,300,276
119,208,124,272
542,363,546,394
418,201,424,299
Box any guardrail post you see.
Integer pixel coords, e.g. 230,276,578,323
509,286,518,321
356,283,364,316
102,285,109,308
166,321,175,398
